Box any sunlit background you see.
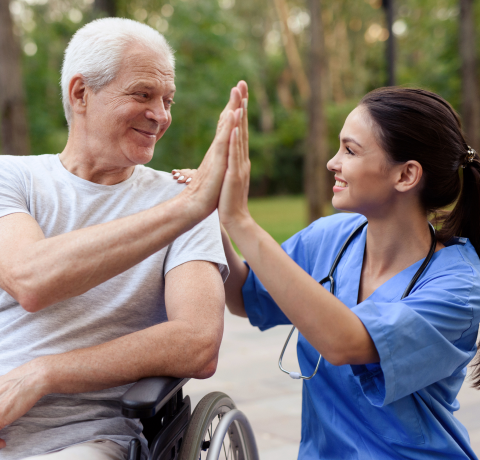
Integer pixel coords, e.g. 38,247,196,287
3,0,474,199
1,0,480,456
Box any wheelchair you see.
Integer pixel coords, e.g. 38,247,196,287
121,376,259,460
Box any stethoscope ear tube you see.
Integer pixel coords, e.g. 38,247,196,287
278,220,437,380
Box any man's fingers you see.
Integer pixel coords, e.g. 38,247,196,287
217,88,242,133
228,123,241,171
216,110,236,146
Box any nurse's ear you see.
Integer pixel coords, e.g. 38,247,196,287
393,160,423,193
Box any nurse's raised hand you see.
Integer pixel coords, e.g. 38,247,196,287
179,85,243,221
218,93,252,232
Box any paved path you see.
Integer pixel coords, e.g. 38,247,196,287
185,311,480,459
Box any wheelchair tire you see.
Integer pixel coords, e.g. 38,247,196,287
178,392,253,460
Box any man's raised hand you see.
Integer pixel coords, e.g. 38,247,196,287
177,82,247,222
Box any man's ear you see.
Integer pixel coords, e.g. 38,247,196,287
69,74,88,116
394,160,423,193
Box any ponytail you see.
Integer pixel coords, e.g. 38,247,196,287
437,155,480,257
437,156,480,389
359,87,480,389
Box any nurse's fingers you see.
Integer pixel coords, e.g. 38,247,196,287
237,80,248,100
241,97,249,162
172,169,197,184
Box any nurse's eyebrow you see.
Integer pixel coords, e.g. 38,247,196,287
339,135,363,148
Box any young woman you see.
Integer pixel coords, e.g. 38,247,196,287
175,86,480,459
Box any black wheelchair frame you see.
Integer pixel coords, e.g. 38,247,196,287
121,377,259,460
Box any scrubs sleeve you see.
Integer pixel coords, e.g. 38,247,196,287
350,269,480,407
242,224,313,331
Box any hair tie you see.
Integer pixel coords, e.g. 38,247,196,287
462,146,477,168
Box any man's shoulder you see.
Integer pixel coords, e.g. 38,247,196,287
0,154,57,175
135,165,186,200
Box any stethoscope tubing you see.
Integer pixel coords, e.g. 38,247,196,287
279,220,437,380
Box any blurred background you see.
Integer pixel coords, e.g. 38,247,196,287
1,0,479,223
1,0,480,456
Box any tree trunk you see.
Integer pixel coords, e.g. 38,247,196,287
0,0,30,156
383,0,396,86
273,0,311,102
460,0,480,150
94,0,116,17
305,0,329,223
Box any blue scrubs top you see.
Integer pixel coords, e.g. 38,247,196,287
243,213,480,460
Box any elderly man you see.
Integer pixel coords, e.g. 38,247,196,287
0,17,246,460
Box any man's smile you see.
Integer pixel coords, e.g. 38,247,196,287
132,127,157,138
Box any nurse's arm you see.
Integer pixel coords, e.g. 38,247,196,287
226,218,379,366
221,225,249,317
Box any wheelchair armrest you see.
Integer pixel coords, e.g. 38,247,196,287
121,376,190,419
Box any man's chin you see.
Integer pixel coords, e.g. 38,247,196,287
128,148,155,165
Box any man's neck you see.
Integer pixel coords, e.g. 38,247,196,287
60,135,135,186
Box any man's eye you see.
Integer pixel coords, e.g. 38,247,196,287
165,99,175,107
135,93,148,99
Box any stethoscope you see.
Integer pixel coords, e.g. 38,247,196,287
278,220,437,380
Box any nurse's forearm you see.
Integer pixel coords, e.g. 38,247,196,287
221,225,249,317
225,218,379,366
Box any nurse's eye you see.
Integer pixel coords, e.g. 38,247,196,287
345,146,355,156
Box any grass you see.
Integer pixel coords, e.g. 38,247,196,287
230,195,308,254
248,195,308,244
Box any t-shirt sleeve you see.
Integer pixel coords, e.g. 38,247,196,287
0,159,30,219
164,210,229,282
243,223,314,331
350,268,480,407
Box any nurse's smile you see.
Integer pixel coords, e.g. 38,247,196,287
334,176,348,192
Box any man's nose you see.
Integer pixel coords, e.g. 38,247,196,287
145,101,170,125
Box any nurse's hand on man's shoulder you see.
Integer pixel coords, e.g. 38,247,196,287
172,168,197,184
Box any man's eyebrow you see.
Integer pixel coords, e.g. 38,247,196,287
338,134,363,148
127,82,176,93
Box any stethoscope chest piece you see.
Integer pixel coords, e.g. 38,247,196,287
278,220,437,380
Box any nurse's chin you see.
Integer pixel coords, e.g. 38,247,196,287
331,197,357,214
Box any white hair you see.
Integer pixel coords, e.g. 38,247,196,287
61,17,175,126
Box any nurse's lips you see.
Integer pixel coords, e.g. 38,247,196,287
334,176,348,188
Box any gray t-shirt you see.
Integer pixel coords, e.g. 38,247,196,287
0,154,228,459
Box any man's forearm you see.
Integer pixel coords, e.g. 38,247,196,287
40,319,220,396
0,261,225,434
3,195,197,312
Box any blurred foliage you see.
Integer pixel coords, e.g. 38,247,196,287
7,0,479,194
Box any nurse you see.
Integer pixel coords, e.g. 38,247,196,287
175,86,480,459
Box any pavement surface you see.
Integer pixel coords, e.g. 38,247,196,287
185,310,480,459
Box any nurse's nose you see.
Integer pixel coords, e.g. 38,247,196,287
327,151,342,173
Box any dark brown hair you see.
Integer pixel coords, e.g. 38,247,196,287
359,87,480,388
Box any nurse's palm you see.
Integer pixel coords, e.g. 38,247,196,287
218,111,251,230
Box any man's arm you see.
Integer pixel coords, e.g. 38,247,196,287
0,92,240,313
0,260,225,440
0,202,194,312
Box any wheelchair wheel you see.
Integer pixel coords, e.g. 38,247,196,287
178,392,256,460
